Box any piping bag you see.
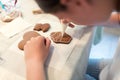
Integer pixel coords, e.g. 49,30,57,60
61,19,75,37
61,20,67,37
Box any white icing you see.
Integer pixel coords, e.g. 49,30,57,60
61,22,68,36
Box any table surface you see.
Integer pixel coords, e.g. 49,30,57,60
0,0,94,80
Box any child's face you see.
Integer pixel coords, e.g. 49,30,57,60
53,0,114,25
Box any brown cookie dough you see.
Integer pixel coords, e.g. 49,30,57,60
33,23,50,32
18,31,40,50
18,40,26,50
23,31,40,40
33,24,43,31
42,23,50,32
50,32,72,44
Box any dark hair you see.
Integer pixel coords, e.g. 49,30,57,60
116,0,120,12
35,0,66,13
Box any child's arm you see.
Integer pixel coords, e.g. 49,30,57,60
24,36,51,80
26,61,46,80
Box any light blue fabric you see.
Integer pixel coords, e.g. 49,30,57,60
93,26,103,45
85,74,96,80
0,1,5,9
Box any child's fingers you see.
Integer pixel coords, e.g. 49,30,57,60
61,19,70,24
68,23,75,28
45,38,51,49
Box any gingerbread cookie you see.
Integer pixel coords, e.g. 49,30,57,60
1,11,22,22
33,23,50,32
23,31,40,40
42,23,50,32
1,16,13,22
32,10,43,14
33,23,43,31
50,32,72,44
18,40,26,50
18,31,40,50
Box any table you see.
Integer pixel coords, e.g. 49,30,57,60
0,0,94,80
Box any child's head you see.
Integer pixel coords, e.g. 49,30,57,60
36,0,118,25
116,0,120,12
35,0,65,13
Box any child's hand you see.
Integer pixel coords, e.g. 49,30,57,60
24,36,51,65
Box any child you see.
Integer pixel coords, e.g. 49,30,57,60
24,0,120,80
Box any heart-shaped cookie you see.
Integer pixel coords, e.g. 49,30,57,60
33,23,50,32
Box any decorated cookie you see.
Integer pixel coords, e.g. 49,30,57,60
50,32,72,44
